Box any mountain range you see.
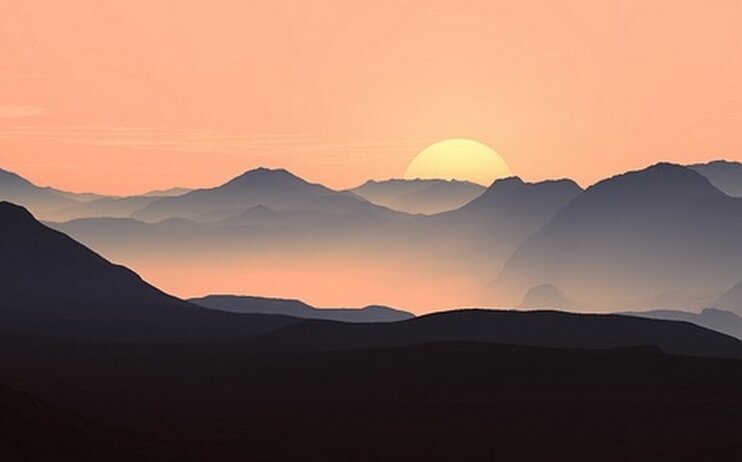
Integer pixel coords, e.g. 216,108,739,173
492,163,742,313
4,160,742,313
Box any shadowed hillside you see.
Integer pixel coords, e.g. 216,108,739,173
0,201,300,341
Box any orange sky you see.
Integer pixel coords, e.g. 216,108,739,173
1,0,740,195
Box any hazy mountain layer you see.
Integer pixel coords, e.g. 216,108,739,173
350,178,485,214
49,174,582,310
493,163,742,311
131,167,389,223
190,295,414,322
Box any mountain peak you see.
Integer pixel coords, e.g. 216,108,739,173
587,162,724,199
472,176,580,205
231,167,296,180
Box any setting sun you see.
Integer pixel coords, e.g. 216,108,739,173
404,138,512,186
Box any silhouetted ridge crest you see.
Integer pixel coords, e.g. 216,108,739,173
586,163,724,200
0,200,36,223
462,176,581,211
0,168,34,187
222,167,309,188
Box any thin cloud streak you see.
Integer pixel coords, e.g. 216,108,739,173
0,106,47,118
0,125,424,159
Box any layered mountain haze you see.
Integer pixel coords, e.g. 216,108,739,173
190,295,414,322
350,178,486,214
131,167,387,223
492,163,742,310
417,177,583,277
6,160,742,313
47,172,583,310
0,168,80,218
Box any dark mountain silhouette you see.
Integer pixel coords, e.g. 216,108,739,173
711,280,742,315
520,283,576,309
350,178,485,214
190,295,414,322
131,167,388,223
0,201,300,341
622,308,742,340
689,160,742,197
254,309,742,359
493,163,742,309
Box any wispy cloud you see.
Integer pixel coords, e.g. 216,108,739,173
0,125,424,159
0,105,47,118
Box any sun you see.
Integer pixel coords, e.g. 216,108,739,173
404,139,512,186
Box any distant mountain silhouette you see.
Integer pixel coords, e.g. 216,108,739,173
622,308,741,341
190,295,414,322
0,202,299,341
350,178,485,214
131,168,388,223
0,167,193,221
689,160,742,197
416,177,582,276
0,167,80,218
143,187,191,197
710,281,742,315
493,163,742,309
520,283,576,309
50,175,583,309
52,195,163,220
255,309,742,359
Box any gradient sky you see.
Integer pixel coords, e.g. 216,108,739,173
1,0,740,195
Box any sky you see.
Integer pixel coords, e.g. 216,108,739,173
1,0,741,195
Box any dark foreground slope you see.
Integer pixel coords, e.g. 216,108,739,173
0,201,300,342
254,309,742,359
1,333,740,462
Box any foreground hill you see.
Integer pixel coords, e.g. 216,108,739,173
493,163,742,310
190,295,414,322
0,201,299,341
1,334,739,461
350,178,485,214
254,309,742,359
